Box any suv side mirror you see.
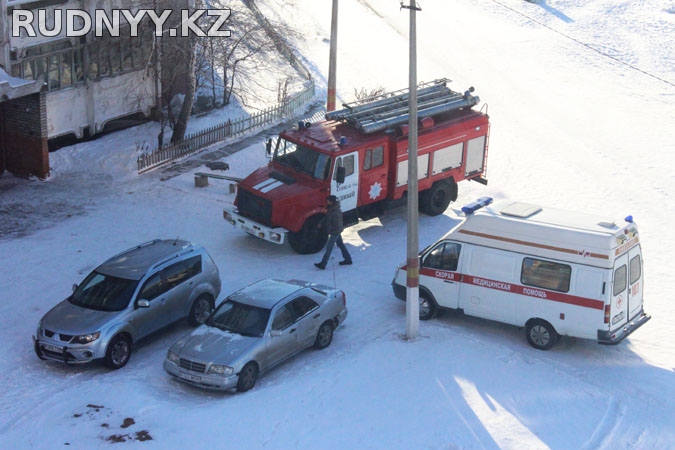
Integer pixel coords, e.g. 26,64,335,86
72,283,78,293
335,166,346,184
136,299,150,309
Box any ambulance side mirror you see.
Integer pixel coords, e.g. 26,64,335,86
335,166,346,184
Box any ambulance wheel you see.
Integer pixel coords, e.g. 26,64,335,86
421,180,457,216
288,215,327,254
526,319,558,350
419,294,437,320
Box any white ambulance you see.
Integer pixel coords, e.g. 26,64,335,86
392,197,651,350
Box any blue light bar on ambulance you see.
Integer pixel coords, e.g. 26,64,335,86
461,197,493,215
625,215,633,223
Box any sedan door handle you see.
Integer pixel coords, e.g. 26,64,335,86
313,313,321,319
289,328,296,334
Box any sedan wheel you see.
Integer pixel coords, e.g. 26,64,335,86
236,362,259,392
314,321,334,349
104,334,131,369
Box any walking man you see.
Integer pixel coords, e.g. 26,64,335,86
315,195,352,269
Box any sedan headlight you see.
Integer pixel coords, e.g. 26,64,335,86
208,364,234,376
72,331,101,344
166,350,180,365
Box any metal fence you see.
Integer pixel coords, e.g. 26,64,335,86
137,81,315,173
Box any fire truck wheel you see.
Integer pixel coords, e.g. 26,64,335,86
419,294,437,320
421,180,457,216
525,319,559,350
288,215,327,254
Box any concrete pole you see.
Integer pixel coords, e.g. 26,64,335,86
327,0,338,111
404,0,420,340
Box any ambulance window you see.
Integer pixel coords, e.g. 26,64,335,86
423,242,460,271
364,146,384,170
613,265,627,296
521,258,571,292
629,255,641,285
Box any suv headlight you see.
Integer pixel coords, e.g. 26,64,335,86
72,331,101,344
166,350,180,365
208,364,234,376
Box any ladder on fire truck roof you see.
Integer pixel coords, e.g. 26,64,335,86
325,78,480,134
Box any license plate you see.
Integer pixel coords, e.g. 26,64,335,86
242,225,254,235
179,372,201,382
43,343,63,353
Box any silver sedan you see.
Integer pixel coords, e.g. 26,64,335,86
164,278,348,392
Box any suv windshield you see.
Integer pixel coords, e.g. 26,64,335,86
69,271,139,312
207,300,271,337
274,138,331,180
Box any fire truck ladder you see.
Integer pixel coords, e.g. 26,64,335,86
325,78,480,134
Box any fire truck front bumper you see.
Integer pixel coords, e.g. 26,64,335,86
223,207,287,245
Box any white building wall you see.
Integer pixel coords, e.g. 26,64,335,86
6,0,157,139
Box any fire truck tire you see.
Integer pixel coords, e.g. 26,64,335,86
525,319,559,350
421,180,457,216
288,215,327,254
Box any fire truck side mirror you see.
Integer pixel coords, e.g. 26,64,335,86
336,166,346,184
265,139,273,157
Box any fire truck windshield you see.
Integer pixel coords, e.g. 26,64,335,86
273,138,331,180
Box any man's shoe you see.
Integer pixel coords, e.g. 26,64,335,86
314,263,326,270
339,260,352,266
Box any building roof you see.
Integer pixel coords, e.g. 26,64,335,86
0,67,43,102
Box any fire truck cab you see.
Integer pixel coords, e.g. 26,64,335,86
224,79,490,254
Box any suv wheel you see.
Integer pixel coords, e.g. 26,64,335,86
188,294,214,326
104,334,131,369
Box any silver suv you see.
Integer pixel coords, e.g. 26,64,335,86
33,239,221,369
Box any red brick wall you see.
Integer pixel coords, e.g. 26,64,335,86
2,92,49,178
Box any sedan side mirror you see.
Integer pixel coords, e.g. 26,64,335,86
72,283,78,293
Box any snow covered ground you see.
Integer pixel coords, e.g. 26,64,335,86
1,0,674,448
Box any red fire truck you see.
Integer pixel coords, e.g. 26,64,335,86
223,78,490,254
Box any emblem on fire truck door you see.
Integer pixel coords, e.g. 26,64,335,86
369,182,382,200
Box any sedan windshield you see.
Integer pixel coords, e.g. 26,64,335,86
207,300,271,337
69,271,139,312
274,138,331,180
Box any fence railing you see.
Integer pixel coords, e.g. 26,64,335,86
137,81,315,173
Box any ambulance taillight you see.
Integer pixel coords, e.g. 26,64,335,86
604,304,611,324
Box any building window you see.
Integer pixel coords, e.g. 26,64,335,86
10,40,85,92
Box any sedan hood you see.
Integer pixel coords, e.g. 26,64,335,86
41,299,115,334
171,325,260,364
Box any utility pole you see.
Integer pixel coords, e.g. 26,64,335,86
402,0,421,340
327,0,338,111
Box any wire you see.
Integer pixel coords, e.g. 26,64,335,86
490,0,675,88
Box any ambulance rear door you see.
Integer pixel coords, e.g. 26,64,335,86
610,253,631,329
626,246,644,321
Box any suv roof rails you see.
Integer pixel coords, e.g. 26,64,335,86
108,239,160,261
150,245,196,271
